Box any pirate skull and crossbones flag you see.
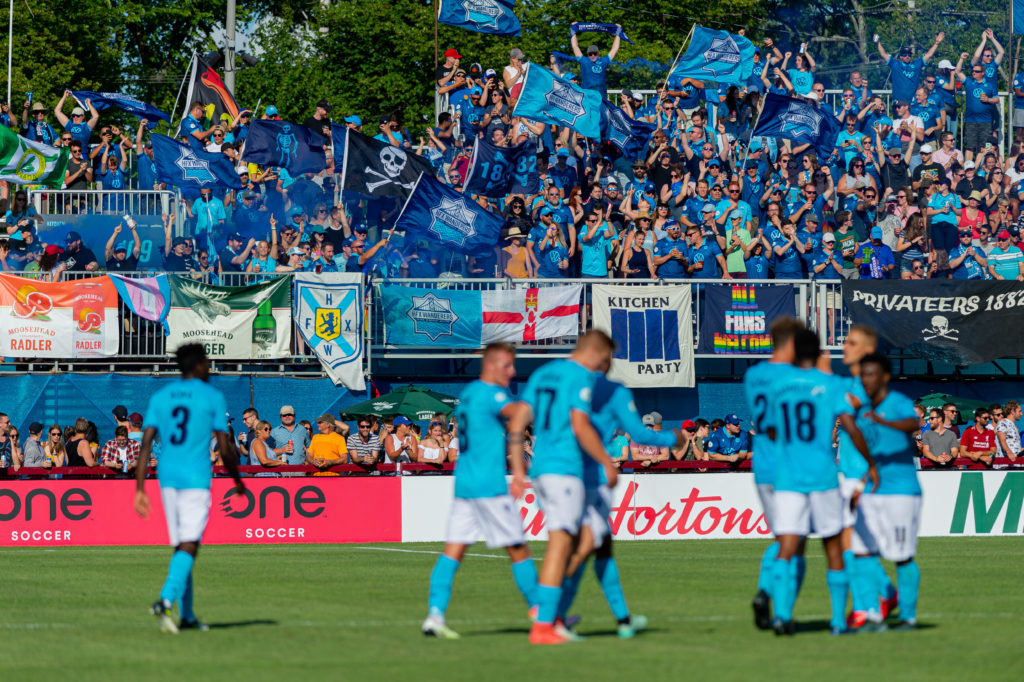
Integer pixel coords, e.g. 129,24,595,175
842,280,1024,365
340,129,436,198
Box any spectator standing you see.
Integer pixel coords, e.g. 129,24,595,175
43,424,65,467
308,414,348,474
64,141,92,190
271,405,309,465
22,101,57,144
570,23,621,100
65,417,97,467
60,231,99,272
921,408,958,466
996,401,1022,462
19,422,46,469
855,226,895,279
958,56,999,161
876,33,944,104
960,408,995,466
104,222,142,272
54,91,99,148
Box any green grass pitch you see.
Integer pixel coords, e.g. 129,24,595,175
2,538,1023,681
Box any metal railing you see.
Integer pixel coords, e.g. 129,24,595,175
28,189,175,217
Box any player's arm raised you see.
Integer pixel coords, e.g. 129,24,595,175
503,401,531,498
838,413,879,493
571,409,617,488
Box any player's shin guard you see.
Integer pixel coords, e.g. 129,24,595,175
826,569,850,630
757,542,780,595
896,561,920,622
159,550,195,605
427,555,461,618
771,559,796,623
179,571,195,622
594,556,630,621
511,558,540,609
535,584,562,625
851,556,878,614
556,564,585,620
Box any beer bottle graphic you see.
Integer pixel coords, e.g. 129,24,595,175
252,299,276,355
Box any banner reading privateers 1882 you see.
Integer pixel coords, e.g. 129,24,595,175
0,274,118,357
166,275,291,359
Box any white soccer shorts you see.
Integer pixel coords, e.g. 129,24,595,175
851,494,922,563
533,474,585,534
756,483,776,532
446,495,526,549
839,474,864,529
160,487,211,547
583,485,614,547
773,488,843,539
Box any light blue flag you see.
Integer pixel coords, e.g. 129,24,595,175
670,26,756,85
438,0,521,37
1016,0,1024,35
512,63,603,138
380,285,483,347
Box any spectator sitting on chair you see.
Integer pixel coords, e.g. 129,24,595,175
706,413,752,462
920,408,958,466
307,413,348,474
347,418,382,468
250,420,286,468
671,419,705,461
959,407,995,466
631,412,670,467
100,425,141,473
383,416,417,463
417,421,454,466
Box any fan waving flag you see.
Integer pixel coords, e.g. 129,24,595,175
0,126,69,188
752,92,842,159
438,0,521,37
243,120,327,175
513,63,603,138
394,174,503,253
180,53,240,129
331,123,348,173
601,100,656,159
151,134,243,190
341,129,437,198
464,138,538,197
670,26,756,85
481,286,581,343
71,91,169,129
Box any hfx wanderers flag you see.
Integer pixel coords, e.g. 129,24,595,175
381,285,483,348
71,90,169,129
752,93,842,159
341,129,436,198
464,138,538,197
438,0,521,37
394,174,503,253
0,126,69,188
670,26,756,86
244,120,327,176
513,63,603,138
601,100,656,159
293,273,365,390
151,134,243,190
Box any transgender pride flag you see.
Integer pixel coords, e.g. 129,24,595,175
109,274,171,333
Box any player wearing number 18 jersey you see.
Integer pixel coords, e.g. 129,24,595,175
134,344,245,634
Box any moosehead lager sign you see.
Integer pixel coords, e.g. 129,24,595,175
949,472,1024,535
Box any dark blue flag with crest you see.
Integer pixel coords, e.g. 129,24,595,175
330,123,348,173
752,92,842,159
395,174,503,254
464,138,538,197
600,100,656,159
669,26,756,86
1016,0,1024,34
243,119,327,175
71,91,170,130
438,0,521,37
150,134,242,190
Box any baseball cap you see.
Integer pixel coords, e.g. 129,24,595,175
316,99,330,112
113,241,130,253
998,230,1012,240
128,412,143,426
805,213,819,223
344,114,362,126
510,48,524,59
622,89,634,99
470,86,483,96
730,210,744,221
587,44,599,55
280,405,295,416
71,106,85,116
287,247,305,256
228,232,244,243
43,244,63,256
724,414,742,425
964,160,976,169
898,46,913,57
235,164,249,175
265,105,278,116
681,419,697,430
893,99,909,109
878,116,893,127
393,416,412,426
484,68,497,78
643,181,656,193
641,412,662,426
556,148,570,157
540,206,554,217
444,48,462,59
112,405,128,420
938,59,955,70
702,203,717,214
64,230,81,243
28,422,43,435
707,158,722,168
804,91,819,102
172,236,188,247
822,232,836,243
870,226,883,239
920,144,934,154
316,413,337,426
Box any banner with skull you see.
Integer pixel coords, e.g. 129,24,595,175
340,129,436,198
842,280,1024,365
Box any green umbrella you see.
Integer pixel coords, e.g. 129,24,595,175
341,385,459,422
916,392,990,425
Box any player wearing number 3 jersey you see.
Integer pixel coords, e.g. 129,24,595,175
135,343,245,634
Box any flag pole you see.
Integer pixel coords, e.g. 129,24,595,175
168,51,195,136
434,0,439,68
664,24,696,88
740,96,768,172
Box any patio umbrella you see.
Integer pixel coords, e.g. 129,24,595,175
341,385,459,422
916,392,990,425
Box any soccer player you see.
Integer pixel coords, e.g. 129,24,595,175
848,353,923,631
524,330,619,645
421,343,538,639
769,329,877,636
744,316,804,630
135,343,245,634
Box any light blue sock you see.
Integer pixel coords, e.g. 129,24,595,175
536,584,561,625
826,569,850,630
159,551,194,605
771,558,796,623
851,556,878,613
178,571,195,622
896,561,920,622
876,559,897,600
757,542,780,594
427,555,460,618
556,564,586,620
594,556,630,621
794,555,807,595
510,558,539,609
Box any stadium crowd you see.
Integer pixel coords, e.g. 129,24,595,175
1,28,1024,283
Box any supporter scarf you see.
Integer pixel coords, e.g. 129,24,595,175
570,22,635,45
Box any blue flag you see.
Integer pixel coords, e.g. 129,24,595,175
71,90,170,129
150,134,243,190
670,26,756,85
243,119,327,175
464,138,538,197
438,0,521,37
380,284,483,347
570,22,635,45
513,63,603,138
1016,0,1024,35
394,174,503,254
751,92,842,159
600,100,656,159
330,123,347,173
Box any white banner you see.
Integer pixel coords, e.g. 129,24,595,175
481,285,581,343
591,284,694,388
293,273,365,390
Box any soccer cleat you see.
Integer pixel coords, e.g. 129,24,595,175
179,618,210,631
151,599,178,634
564,614,582,629
421,615,460,639
889,619,917,632
554,618,585,642
752,590,772,630
772,618,796,636
880,591,899,619
529,622,569,645
528,605,539,622
617,614,648,639
846,610,868,629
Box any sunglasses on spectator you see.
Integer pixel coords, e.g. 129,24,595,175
913,265,923,271
61,136,71,142
50,431,60,436
358,423,371,429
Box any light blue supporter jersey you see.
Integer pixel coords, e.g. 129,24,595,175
858,389,921,496
836,375,870,479
143,378,227,489
744,361,793,485
452,379,513,499
771,367,847,493
524,359,598,480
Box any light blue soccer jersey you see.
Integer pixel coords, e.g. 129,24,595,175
744,360,793,485
524,359,598,480
857,389,921,496
452,379,512,499
837,375,870,479
771,367,846,493
143,378,227,490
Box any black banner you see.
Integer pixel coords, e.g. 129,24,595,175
842,280,1024,365
464,138,538,197
340,130,435,198
697,284,796,354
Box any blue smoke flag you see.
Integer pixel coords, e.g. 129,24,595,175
380,285,483,347
751,92,842,159
669,26,756,85
464,138,538,197
438,0,521,37
570,22,635,45
394,173,503,253
1016,0,1024,35
330,123,347,173
243,119,327,175
513,63,603,138
601,100,656,159
150,134,243,190
71,91,170,129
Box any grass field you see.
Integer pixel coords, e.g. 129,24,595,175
3,538,1023,681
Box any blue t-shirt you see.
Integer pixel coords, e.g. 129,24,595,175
653,237,689,278
910,102,941,140
745,253,770,279
977,60,1000,88
769,228,803,278
744,361,793,485
854,242,895,279
887,56,925,103
788,69,814,95
525,359,598,479
1014,73,1024,109
988,245,1024,279
857,389,921,496
949,243,986,280
580,226,612,277
934,75,956,109
64,121,91,149
964,80,997,123
928,191,961,226
537,241,568,278
771,368,847,493
707,428,751,456
589,376,675,487
137,153,159,190
179,114,205,149
577,55,612,95
143,378,227,489
100,165,126,190
452,379,513,499
811,249,841,279
687,238,722,279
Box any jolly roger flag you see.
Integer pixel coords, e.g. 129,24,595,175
340,129,436,198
